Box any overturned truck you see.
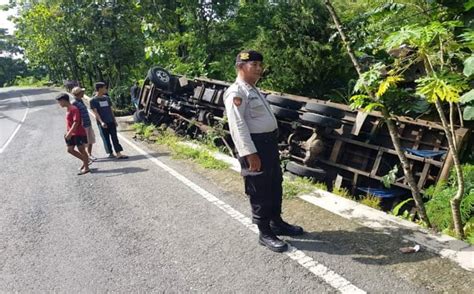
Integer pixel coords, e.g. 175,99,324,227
136,67,470,206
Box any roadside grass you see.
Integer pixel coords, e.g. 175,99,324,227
283,176,327,199
172,144,229,169
360,194,382,210
332,187,355,200
132,123,228,170
132,122,383,210
132,122,146,135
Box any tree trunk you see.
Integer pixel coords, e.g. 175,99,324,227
382,109,431,226
434,99,465,239
323,0,362,76
324,0,431,226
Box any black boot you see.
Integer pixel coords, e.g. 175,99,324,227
270,218,304,236
258,223,288,253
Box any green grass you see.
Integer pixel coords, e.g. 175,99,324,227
172,144,229,170
332,187,354,200
151,128,228,170
143,124,156,139
360,194,381,210
155,130,179,147
283,176,327,199
132,122,146,135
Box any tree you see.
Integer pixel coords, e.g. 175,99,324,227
324,0,432,226
13,0,145,89
0,28,27,86
383,21,472,238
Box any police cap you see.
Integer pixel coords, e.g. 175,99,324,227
235,50,263,64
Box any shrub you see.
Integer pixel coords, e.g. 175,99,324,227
425,164,474,232
108,84,135,115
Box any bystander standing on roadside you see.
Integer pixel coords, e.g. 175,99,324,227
90,82,128,159
130,81,140,109
55,93,90,175
71,86,97,161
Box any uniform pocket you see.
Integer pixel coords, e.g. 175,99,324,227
249,98,266,118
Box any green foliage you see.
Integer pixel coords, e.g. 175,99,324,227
425,164,474,231
13,75,50,87
382,165,399,188
460,89,474,120
416,73,468,103
132,123,146,135
464,217,474,245
350,63,411,115
360,194,382,210
0,28,28,87
282,176,327,200
463,55,474,77
391,198,414,217
143,125,156,140
108,85,135,113
14,1,145,89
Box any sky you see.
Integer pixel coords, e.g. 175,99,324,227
0,0,17,35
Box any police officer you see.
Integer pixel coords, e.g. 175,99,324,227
224,50,304,253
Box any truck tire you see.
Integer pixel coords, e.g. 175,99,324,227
300,112,342,129
133,109,147,123
286,161,326,180
270,105,299,120
266,94,303,110
147,67,171,89
304,103,345,119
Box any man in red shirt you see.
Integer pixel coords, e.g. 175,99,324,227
56,93,90,175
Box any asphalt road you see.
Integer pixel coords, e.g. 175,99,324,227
0,88,471,293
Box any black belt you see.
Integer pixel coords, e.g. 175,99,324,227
250,129,278,141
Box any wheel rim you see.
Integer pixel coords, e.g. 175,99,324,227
155,70,170,83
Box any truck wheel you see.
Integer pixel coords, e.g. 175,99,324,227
133,109,147,123
147,67,171,89
304,103,345,119
286,161,326,180
266,94,303,110
300,112,342,129
270,105,299,120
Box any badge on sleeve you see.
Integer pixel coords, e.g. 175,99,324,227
233,97,242,106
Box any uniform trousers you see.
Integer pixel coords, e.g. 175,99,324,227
238,130,282,225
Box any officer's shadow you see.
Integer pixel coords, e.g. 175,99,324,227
285,226,438,266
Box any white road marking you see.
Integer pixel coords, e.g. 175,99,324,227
117,133,366,294
0,94,30,154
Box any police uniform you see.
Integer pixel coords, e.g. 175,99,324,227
224,50,303,252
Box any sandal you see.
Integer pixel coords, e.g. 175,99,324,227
77,169,91,175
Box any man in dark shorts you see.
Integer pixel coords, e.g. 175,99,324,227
56,93,90,175
90,82,128,159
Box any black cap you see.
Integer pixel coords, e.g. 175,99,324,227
95,82,107,91
55,93,70,101
236,50,263,64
